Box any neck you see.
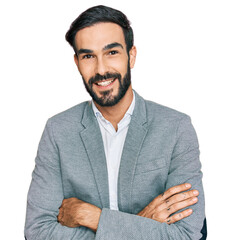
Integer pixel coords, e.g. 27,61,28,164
94,86,133,131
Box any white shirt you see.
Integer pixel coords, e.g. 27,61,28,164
92,93,135,210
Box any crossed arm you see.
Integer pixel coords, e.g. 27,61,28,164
25,116,205,239
57,183,199,232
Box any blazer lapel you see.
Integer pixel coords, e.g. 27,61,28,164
80,102,110,209
118,92,148,213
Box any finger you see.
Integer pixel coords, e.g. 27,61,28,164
166,196,198,216
57,207,64,221
152,189,198,213
149,183,192,207
62,198,68,206
57,213,62,223
166,209,193,224
161,183,192,200
58,218,64,226
166,189,199,206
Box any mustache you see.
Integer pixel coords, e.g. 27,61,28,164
88,72,121,85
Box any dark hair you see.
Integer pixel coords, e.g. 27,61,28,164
65,5,134,54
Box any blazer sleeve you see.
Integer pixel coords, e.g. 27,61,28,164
24,119,95,240
95,115,205,240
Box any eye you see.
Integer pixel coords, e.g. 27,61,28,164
108,50,118,55
82,54,94,59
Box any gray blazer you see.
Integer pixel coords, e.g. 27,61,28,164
25,91,205,239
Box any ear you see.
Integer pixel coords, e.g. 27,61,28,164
129,46,137,69
74,54,79,70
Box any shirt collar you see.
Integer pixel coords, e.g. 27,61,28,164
92,91,136,119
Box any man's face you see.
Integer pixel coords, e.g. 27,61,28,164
74,22,136,106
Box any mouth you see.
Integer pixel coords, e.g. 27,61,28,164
94,78,117,88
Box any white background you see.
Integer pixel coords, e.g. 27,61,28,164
0,0,230,239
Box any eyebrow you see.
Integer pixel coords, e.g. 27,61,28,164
76,48,93,56
103,42,124,51
77,42,124,56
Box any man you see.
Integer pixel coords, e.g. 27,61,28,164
25,5,206,239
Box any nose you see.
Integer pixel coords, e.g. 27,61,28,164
95,57,108,76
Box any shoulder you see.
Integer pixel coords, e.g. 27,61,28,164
144,99,189,123
133,90,192,129
143,99,197,144
134,90,190,124
143,100,195,138
46,101,90,129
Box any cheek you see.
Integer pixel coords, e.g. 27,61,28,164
109,58,128,75
78,63,94,79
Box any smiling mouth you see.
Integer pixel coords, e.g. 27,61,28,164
94,78,116,87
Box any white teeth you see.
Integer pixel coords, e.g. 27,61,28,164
96,79,113,86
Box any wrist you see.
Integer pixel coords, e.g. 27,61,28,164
88,207,101,232
80,203,102,232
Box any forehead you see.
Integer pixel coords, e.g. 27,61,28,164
75,22,126,50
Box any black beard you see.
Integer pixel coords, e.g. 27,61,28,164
82,63,131,107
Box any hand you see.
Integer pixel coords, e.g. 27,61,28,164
137,183,199,224
57,198,101,232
